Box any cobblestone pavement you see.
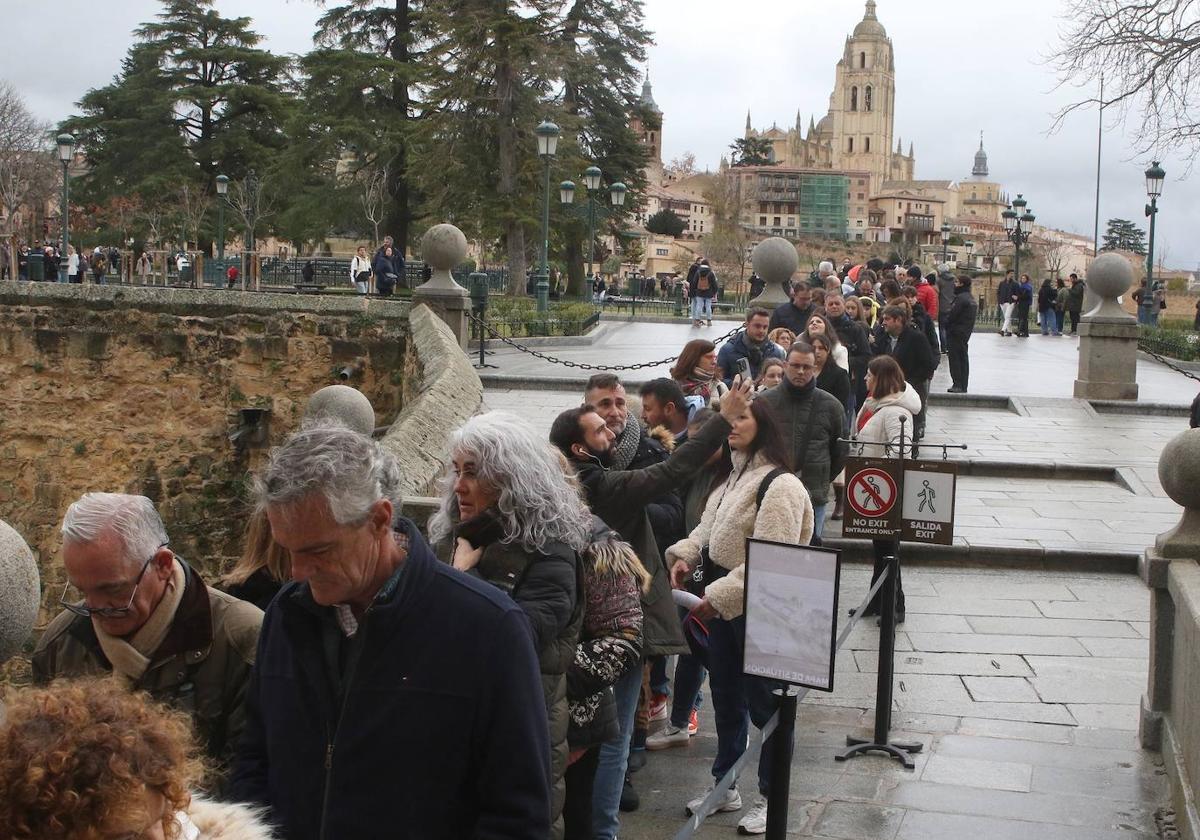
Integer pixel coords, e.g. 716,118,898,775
478,318,1195,405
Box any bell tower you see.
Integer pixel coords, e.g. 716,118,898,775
828,1,898,193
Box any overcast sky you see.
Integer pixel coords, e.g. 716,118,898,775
5,0,1197,269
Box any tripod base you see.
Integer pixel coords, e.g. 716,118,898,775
836,735,923,769
473,362,498,369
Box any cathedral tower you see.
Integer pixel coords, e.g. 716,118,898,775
828,1,898,193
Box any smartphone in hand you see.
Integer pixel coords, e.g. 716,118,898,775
736,357,752,382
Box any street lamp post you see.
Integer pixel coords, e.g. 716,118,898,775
534,120,560,312
560,180,575,299
56,133,75,284
1143,161,1165,327
583,165,601,284
940,223,950,263
215,174,229,262
1003,194,1036,331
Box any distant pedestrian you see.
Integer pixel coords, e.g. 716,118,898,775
1194,299,1200,332
1066,273,1086,334
748,272,765,300
909,266,938,321
67,246,80,283
689,263,717,326
871,304,937,440
1053,278,1067,335
592,274,607,305
1038,278,1060,336
996,270,1018,336
1015,274,1034,337
226,263,240,289
945,275,978,393
136,251,152,284
935,264,956,348
351,246,371,294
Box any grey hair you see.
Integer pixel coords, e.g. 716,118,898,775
254,423,403,525
818,260,835,275
429,411,592,553
61,493,169,567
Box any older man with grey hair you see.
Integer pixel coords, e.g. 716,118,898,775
32,492,262,773
231,423,551,840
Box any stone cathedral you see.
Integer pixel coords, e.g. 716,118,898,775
743,0,914,195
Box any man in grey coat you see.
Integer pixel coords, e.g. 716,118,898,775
758,342,848,541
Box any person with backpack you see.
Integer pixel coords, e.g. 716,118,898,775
350,246,371,294
666,398,813,835
372,245,398,296
90,248,107,284
689,262,717,327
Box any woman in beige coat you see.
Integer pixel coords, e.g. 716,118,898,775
666,398,813,834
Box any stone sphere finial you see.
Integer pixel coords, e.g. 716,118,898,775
749,237,799,308
416,224,469,294
0,519,40,665
1084,253,1136,321
303,384,376,436
1155,429,1200,558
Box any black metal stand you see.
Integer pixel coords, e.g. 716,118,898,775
835,549,923,768
473,302,497,370
765,687,799,840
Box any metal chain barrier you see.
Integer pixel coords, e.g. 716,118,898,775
1139,343,1200,383
467,312,744,372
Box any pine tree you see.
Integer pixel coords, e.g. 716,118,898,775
729,137,776,167
1101,218,1147,255
645,209,685,237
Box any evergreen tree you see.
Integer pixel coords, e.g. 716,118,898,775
645,208,685,237
729,136,776,166
1101,218,1147,255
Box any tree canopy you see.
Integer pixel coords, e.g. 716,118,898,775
1101,217,1147,254
645,208,685,237
729,136,776,167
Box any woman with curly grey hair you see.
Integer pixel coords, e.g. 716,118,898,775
429,411,588,840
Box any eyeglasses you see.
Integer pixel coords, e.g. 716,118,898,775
787,364,816,373
59,545,166,619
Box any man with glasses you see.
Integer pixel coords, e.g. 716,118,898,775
757,342,848,541
32,492,262,774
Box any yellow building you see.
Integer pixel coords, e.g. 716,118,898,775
867,189,946,246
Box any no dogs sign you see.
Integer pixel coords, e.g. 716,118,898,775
841,458,902,538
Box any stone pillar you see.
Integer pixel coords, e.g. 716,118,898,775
748,237,798,310
0,519,40,667
1140,429,1200,840
412,223,471,350
1073,253,1139,400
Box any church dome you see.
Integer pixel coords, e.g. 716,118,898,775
853,0,887,38
815,113,833,136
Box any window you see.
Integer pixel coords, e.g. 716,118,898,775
848,137,854,153
787,217,795,226
865,85,873,112
860,51,866,68
856,233,864,241
759,216,767,225
856,220,864,227
857,192,865,199
850,86,858,111
865,137,870,153
773,217,781,226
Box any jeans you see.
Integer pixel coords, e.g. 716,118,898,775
692,295,713,321
1055,309,1065,334
592,664,642,840
936,312,947,350
707,615,787,795
1040,309,1059,335
650,656,670,697
669,652,707,729
999,302,1015,333
812,503,828,541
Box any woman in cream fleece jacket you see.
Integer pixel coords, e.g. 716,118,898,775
666,398,813,830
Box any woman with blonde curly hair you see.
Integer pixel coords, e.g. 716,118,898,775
0,677,274,839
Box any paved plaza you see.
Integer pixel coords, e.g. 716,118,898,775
478,315,1195,838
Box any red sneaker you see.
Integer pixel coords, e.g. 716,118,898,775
649,692,669,722
688,709,699,736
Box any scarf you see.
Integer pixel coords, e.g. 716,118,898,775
611,413,643,471
782,376,817,398
680,368,716,400
95,559,186,683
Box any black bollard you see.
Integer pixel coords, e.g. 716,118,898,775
765,687,799,840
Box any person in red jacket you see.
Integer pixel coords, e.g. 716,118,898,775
908,265,938,320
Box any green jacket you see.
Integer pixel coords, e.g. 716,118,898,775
758,382,848,506
32,560,262,780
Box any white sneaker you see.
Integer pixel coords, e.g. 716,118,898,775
685,784,742,817
646,724,690,750
737,796,768,835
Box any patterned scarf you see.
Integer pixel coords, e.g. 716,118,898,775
611,413,643,471
680,368,717,401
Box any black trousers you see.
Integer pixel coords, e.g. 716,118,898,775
563,745,601,840
866,539,905,616
947,332,970,390
1068,309,1082,333
1015,303,1031,335
913,377,930,439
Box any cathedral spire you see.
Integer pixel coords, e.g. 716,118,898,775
908,141,913,157
796,109,802,131
745,109,751,132
896,136,902,154
972,131,989,178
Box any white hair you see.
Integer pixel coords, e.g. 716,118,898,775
254,423,403,525
818,261,835,275
428,412,592,553
61,493,169,568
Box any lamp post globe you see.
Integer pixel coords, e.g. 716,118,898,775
582,165,602,285
610,182,627,207
940,222,950,262
56,133,75,284
534,120,560,312
215,174,229,261
584,165,601,191
560,180,575,205
1142,161,1165,325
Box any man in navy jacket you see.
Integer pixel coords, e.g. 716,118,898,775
231,425,550,839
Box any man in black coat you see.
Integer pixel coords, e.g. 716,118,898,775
824,292,870,414
231,425,550,840
768,281,815,335
1066,273,1086,334
945,275,979,393
872,304,937,438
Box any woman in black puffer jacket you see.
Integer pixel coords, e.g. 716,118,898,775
430,412,592,840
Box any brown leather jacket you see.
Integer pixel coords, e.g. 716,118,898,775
32,561,262,777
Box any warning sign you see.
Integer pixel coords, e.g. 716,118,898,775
841,457,902,538
900,460,957,545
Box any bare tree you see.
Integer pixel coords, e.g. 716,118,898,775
0,81,55,277
1038,238,1075,279
665,152,698,181
176,183,209,251
224,173,275,287
976,232,1009,274
361,164,388,246
1052,0,1200,162
703,171,756,297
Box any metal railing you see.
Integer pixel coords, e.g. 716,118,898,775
1138,327,1200,362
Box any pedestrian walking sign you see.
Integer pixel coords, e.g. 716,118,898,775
841,458,902,538
900,461,956,545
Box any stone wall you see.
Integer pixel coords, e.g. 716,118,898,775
0,282,412,618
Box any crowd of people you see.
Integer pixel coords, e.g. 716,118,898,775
0,241,128,283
